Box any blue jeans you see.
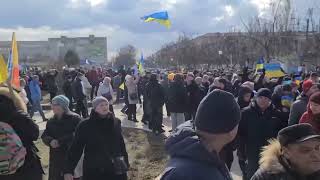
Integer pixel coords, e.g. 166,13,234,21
30,99,46,121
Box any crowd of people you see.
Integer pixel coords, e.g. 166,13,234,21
1,64,320,180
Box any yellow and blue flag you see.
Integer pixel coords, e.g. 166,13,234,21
138,53,144,75
264,63,285,78
281,95,294,108
294,76,302,86
255,57,264,73
141,11,171,28
0,54,8,84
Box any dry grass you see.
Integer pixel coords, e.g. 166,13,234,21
36,128,168,180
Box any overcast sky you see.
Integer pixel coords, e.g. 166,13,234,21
0,0,319,58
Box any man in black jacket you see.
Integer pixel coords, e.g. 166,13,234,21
251,124,320,180
72,73,88,118
46,69,59,101
145,74,165,135
238,88,286,179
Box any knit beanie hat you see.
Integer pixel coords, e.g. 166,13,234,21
52,95,70,111
257,88,272,100
303,80,313,93
195,89,241,134
310,92,320,105
92,96,109,110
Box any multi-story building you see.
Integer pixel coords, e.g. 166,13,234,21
0,35,107,64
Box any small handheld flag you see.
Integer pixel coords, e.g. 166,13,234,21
255,57,264,73
141,11,171,28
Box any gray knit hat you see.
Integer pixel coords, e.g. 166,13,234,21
52,95,70,111
92,96,109,110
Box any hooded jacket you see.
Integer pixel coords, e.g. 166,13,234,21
251,139,320,180
160,121,232,180
299,103,320,133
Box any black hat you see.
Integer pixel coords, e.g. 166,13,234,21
195,89,241,134
278,123,320,147
257,88,272,100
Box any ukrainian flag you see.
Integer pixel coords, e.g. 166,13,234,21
141,11,171,28
264,63,285,78
294,76,302,86
256,57,264,73
281,95,293,108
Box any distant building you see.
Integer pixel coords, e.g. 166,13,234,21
0,35,107,64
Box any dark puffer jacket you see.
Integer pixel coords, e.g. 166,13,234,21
251,140,320,180
160,121,232,180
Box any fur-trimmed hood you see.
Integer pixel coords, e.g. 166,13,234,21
0,86,27,112
259,139,285,174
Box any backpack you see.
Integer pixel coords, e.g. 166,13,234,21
0,122,27,175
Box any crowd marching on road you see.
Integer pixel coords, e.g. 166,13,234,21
1,65,320,180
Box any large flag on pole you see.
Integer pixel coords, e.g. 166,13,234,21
7,32,20,88
141,11,171,28
0,54,8,84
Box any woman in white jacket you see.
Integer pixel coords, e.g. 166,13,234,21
97,77,114,112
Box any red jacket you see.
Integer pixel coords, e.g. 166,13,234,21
86,70,99,85
299,104,320,133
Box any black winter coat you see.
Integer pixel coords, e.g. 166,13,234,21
72,78,86,101
186,81,202,112
167,82,188,113
65,111,128,180
1,111,43,180
62,81,73,100
238,102,286,179
145,80,165,109
41,112,81,180
46,71,59,93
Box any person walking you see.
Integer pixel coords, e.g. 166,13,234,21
160,90,240,180
145,74,165,135
124,75,139,122
167,74,187,131
62,76,74,110
185,73,201,121
64,97,129,180
72,73,88,118
86,66,99,100
41,95,81,180
238,88,286,179
251,124,320,180
46,69,59,101
29,75,48,121
97,77,115,113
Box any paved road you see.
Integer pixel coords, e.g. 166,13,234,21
33,103,243,180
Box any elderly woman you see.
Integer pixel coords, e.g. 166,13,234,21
41,95,82,180
97,77,115,113
125,75,139,122
64,97,129,180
